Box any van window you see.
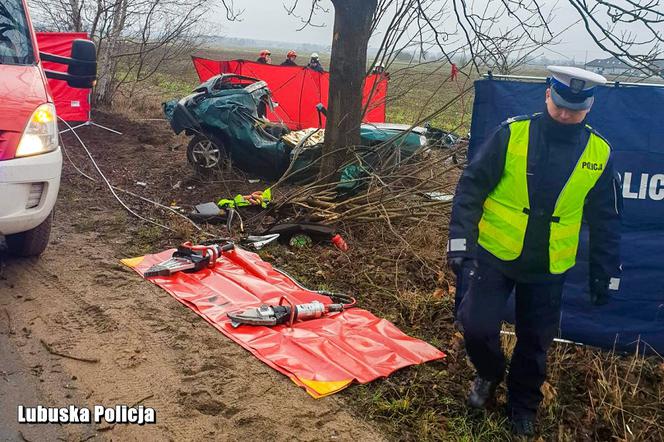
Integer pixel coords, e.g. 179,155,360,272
0,0,34,65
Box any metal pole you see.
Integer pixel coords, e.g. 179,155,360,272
482,73,664,89
483,74,547,82
59,120,123,135
500,330,585,346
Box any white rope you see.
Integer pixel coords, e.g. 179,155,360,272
58,117,209,234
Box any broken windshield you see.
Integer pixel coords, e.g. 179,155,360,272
0,0,34,65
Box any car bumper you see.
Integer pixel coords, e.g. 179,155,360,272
0,148,62,236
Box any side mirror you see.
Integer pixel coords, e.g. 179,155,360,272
41,39,97,89
67,40,97,88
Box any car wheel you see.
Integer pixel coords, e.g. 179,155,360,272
6,212,53,257
187,135,226,176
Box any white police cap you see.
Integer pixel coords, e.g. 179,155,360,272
547,65,607,110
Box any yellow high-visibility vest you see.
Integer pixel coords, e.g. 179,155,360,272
477,118,610,274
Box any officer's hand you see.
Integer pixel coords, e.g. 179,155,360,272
447,257,467,275
589,276,610,306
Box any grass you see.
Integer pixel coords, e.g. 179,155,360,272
108,46,664,441
150,72,194,97
252,209,663,441
351,363,514,442
345,307,664,441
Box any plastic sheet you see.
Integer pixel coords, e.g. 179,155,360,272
123,247,445,397
191,56,388,130
36,32,91,122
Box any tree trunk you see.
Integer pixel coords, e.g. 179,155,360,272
319,0,377,181
94,0,127,105
68,0,82,31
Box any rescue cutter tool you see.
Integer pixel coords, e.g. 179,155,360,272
227,293,356,328
144,242,234,277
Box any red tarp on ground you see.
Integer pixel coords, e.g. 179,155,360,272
122,247,444,398
36,32,91,122
192,56,388,130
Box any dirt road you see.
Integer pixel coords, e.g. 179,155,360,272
0,216,383,441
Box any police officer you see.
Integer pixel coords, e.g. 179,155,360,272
447,66,622,436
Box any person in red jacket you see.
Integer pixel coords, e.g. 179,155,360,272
450,63,459,81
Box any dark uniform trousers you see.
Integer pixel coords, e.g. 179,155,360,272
457,260,563,418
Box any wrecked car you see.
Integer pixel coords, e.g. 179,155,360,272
163,74,463,191
164,74,289,178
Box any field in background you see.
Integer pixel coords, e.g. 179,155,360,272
116,46,543,134
122,46,660,137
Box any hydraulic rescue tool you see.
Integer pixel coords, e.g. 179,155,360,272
227,293,356,328
144,242,234,277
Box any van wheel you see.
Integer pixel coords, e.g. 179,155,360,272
6,212,53,257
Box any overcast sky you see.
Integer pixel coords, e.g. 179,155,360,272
215,1,629,62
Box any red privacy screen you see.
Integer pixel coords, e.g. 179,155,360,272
192,56,388,130
36,32,91,122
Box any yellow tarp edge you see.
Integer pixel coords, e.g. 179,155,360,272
121,256,145,268
298,378,354,398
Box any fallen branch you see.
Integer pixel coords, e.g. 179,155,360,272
40,340,99,363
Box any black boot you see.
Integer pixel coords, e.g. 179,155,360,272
511,416,536,437
467,376,499,408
